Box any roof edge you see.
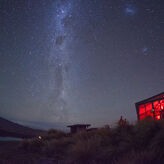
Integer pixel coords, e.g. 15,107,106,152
67,124,91,128
135,92,164,105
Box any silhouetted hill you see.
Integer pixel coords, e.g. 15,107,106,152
0,117,46,138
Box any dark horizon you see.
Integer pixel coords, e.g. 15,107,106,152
1,0,164,128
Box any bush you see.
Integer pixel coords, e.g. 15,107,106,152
19,119,164,164
42,137,73,159
150,128,164,160
43,129,67,140
133,118,162,151
69,136,102,163
19,138,44,153
116,150,157,164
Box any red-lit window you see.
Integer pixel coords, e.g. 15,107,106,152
153,101,159,108
145,103,153,112
155,115,160,120
145,103,153,118
140,114,146,120
154,101,160,114
160,99,164,103
138,98,164,121
146,112,153,118
160,99,164,110
139,105,145,115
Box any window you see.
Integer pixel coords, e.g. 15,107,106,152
145,103,153,118
139,105,146,120
145,103,152,112
155,115,160,120
140,114,146,120
139,105,145,115
137,96,164,121
153,101,159,109
160,99,164,110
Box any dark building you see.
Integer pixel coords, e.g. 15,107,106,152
135,92,164,120
67,124,91,134
87,128,98,132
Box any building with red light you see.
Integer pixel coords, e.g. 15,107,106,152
135,92,164,120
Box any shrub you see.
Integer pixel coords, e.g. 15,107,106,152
19,138,44,153
69,136,102,164
150,128,164,160
133,119,162,151
19,119,164,164
42,137,73,159
116,150,157,164
43,129,67,141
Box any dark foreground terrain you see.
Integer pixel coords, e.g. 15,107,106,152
0,118,164,164
0,141,56,164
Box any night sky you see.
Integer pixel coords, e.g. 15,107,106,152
0,0,164,128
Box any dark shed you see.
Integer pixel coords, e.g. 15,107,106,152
67,124,91,134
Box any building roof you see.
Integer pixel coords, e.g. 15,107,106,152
135,92,164,106
67,124,91,128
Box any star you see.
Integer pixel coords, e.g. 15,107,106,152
142,47,148,54
125,5,136,16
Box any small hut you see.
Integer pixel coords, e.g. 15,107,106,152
135,92,164,120
67,124,91,134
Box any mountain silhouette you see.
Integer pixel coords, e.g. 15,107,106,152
0,117,46,138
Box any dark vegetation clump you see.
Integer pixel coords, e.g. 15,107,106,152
19,118,164,164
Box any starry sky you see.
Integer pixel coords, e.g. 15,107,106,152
0,0,164,128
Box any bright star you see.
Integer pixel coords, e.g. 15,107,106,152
61,9,65,14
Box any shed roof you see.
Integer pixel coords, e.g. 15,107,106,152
67,124,91,128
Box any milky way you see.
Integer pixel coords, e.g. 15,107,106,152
46,0,73,122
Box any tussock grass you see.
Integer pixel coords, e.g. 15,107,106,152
19,118,164,164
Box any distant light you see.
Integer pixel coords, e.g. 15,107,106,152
38,136,42,140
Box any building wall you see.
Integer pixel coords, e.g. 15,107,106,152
70,126,87,133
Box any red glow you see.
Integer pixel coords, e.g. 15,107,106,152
146,112,153,118
156,115,160,120
140,114,146,120
154,101,160,118
138,98,164,120
160,100,164,109
145,103,152,111
139,105,145,115
153,101,159,108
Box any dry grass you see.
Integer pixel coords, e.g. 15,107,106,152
18,118,164,164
